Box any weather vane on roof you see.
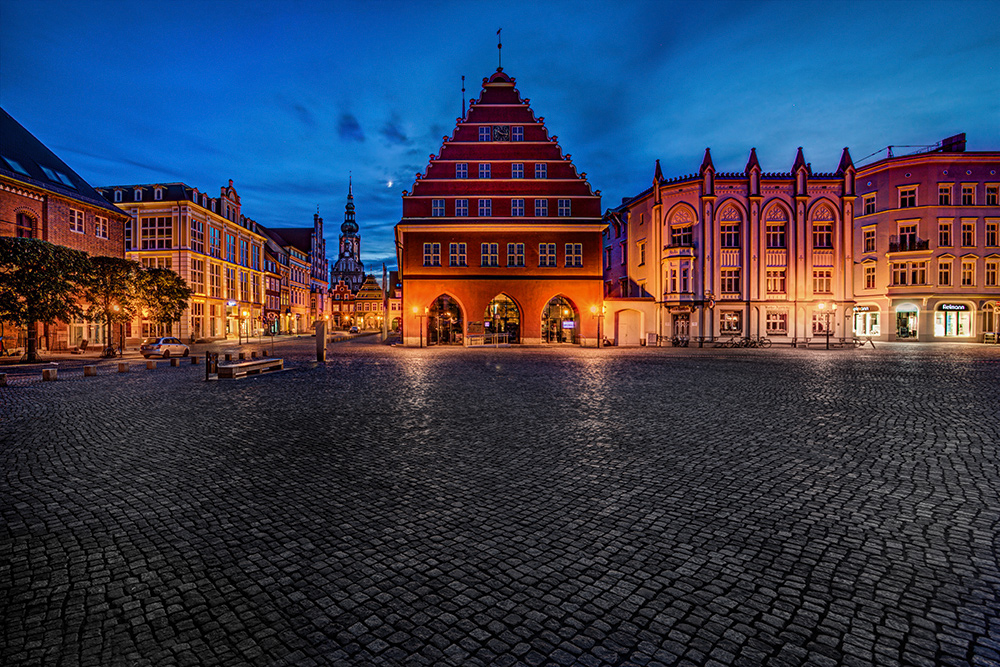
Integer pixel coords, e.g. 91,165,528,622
497,28,502,70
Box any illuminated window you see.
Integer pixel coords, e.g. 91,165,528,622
455,163,467,178
69,209,85,233
766,269,786,294
455,199,468,217
535,199,547,217
449,243,466,267
765,311,787,334
565,243,583,267
539,243,557,267
720,311,742,333
423,243,440,267
95,216,108,239
209,228,221,258
225,233,236,262
431,199,445,217
813,269,832,294
511,199,524,216
507,243,524,267
191,219,204,253
511,163,524,179
899,187,916,208
481,243,499,267
140,216,172,249
535,163,547,179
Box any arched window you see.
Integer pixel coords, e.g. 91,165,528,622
16,212,35,238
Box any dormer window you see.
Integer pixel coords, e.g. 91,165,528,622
114,190,122,203
134,188,142,201
202,195,207,207
154,187,163,201
211,200,216,213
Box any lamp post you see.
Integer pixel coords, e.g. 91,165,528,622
590,304,605,348
818,302,833,349
412,306,427,348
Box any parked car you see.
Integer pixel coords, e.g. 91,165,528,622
140,337,190,358
349,326,360,334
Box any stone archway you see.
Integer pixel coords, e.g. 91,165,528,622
484,294,521,344
428,295,464,345
541,296,579,344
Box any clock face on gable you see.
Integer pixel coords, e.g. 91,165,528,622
492,125,510,141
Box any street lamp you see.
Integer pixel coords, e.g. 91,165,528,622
818,302,833,349
590,304,606,348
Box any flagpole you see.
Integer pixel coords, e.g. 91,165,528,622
497,28,502,69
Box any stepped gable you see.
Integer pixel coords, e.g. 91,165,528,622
401,68,601,221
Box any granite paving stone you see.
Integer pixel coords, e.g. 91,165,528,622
2,338,999,666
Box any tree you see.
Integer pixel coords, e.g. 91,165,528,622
82,256,142,353
137,267,192,335
0,238,93,362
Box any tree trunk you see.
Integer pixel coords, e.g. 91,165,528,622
26,320,39,363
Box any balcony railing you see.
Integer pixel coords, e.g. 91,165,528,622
888,236,930,252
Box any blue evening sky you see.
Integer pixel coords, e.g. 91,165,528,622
2,0,998,270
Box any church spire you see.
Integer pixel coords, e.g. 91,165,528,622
342,176,358,235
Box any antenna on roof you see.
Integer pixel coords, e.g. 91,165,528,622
497,28,502,70
461,75,466,120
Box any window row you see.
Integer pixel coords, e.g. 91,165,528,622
452,162,547,179
64,208,110,239
478,125,525,142
423,242,583,268
861,184,999,214
430,198,572,217
862,220,999,252
665,222,832,250
879,258,999,288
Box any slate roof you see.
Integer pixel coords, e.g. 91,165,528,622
0,107,127,217
266,227,312,254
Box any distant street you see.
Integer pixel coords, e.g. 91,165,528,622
2,340,999,667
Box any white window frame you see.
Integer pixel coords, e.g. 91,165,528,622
557,199,571,217
862,226,876,253
863,193,876,215
423,242,441,267
535,199,548,217
864,263,877,290
539,243,557,267
535,163,547,179
512,126,524,141
449,242,467,267
478,126,491,141
961,259,975,286
962,184,976,206
765,311,788,334
939,220,953,247
938,183,952,206
511,199,524,217
431,199,445,217
481,243,499,267
938,258,952,286
507,243,525,267
69,208,85,233
478,199,492,217
479,163,491,179
95,216,108,239
565,243,583,268
511,163,524,179
455,199,468,217
455,163,468,179
898,186,917,209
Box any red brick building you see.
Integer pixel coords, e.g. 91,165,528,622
395,68,604,346
1,107,129,350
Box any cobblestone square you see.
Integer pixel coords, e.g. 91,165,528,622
2,340,999,666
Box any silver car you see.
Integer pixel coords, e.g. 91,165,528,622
140,337,190,359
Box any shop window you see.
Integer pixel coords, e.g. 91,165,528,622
720,311,742,334
934,307,972,337
765,311,787,334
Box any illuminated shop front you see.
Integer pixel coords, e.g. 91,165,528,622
934,303,973,338
852,305,880,337
895,304,919,340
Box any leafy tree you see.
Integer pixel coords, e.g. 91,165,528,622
82,256,142,352
0,238,93,362
137,267,192,331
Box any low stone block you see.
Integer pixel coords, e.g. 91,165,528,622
146,360,156,370
191,356,200,365
118,362,129,373
42,368,57,381
0,373,6,387
84,365,97,377
170,358,180,367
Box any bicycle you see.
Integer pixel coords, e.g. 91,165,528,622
853,336,875,349
751,335,772,348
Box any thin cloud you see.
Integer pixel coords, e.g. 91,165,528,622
338,114,364,142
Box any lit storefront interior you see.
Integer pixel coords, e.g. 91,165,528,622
934,303,973,338
853,305,880,337
484,294,520,344
895,304,919,340
542,296,579,344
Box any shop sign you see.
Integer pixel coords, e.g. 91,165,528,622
562,321,576,329
939,303,968,311
853,305,873,312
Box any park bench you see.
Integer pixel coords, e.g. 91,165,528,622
216,357,283,379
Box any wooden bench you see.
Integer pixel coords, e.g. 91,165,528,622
217,357,283,379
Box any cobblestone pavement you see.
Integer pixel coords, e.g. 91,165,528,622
2,340,999,667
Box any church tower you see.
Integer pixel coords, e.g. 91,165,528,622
331,177,366,293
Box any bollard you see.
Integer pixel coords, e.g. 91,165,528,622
191,356,200,365
118,362,129,373
316,321,326,362
42,368,57,381
84,365,97,377
205,351,211,381
0,373,6,387
146,360,156,370
225,353,232,361
170,358,180,367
